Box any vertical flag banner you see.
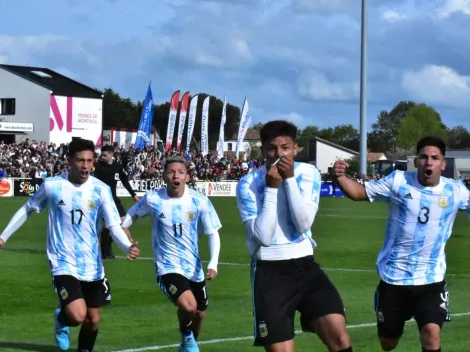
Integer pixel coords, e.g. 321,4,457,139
235,98,251,158
186,94,199,151
217,96,227,159
134,82,154,151
176,91,190,150
165,90,181,151
201,96,210,157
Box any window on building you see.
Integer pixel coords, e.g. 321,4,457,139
0,98,15,115
228,142,233,151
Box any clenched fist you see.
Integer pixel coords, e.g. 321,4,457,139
333,160,349,178
266,165,282,188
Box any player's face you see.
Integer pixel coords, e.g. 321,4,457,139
163,162,190,196
415,146,446,186
101,151,113,164
262,136,299,166
68,150,95,183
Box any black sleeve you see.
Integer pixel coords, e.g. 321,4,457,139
119,167,136,197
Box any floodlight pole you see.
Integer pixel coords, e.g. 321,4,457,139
359,0,368,175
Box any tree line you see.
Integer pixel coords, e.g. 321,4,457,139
102,89,470,157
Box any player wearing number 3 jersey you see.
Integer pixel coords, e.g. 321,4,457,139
122,156,222,352
0,138,139,352
334,136,470,352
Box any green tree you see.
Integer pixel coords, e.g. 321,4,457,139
447,126,470,149
396,104,448,150
368,101,416,152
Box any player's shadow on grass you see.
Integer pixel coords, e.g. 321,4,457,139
0,342,57,352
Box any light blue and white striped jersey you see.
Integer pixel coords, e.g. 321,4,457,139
236,162,322,259
25,173,121,281
365,170,470,286
127,186,222,282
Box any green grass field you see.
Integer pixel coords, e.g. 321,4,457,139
1,196,470,351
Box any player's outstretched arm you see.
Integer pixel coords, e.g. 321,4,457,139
333,161,368,201
206,230,221,280
1,182,47,246
0,204,35,246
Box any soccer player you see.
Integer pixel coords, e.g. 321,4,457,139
122,156,221,352
236,120,353,352
93,144,139,259
0,138,140,352
333,136,470,352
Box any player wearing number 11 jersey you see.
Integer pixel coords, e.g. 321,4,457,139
122,156,222,352
333,136,470,352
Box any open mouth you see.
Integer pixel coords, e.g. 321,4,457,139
172,181,181,187
424,169,432,178
80,171,89,177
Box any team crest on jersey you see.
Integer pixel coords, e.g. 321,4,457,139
258,321,268,337
59,287,68,300
169,284,178,295
377,311,384,323
438,197,448,208
186,211,196,221
88,201,96,210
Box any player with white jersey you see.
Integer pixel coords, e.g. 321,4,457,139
333,136,470,352
0,138,140,352
236,120,353,352
122,156,221,352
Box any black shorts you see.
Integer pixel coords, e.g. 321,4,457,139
374,280,450,338
114,199,126,218
251,255,346,346
157,273,208,311
53,275,110,309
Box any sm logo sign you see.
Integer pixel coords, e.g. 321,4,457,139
50,96,73,132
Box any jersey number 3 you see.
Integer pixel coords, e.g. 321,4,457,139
418,206,430,224
173,223,183,238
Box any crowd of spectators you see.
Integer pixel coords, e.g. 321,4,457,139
0,139,263,181
1,140,470,189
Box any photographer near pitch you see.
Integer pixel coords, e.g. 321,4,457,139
93,145,139,259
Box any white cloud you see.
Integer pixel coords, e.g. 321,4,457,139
401,65,470,107
299,71,359,101
381,10,408,22
437,0,470,19
276,112,305,126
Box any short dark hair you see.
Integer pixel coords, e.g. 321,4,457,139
416,136,446,156
67,138,95,157
101,145,115,153
164,156,189,172
260,120,298,145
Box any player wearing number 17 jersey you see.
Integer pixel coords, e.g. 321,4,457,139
122,156,222,352
0,138,140,352
334,136,470,352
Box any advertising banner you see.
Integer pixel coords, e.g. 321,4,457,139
0,178,13,197
13,178,44,197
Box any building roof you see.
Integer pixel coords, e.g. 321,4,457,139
228,129,260,141
368,152,386,162
311,136,359,155
0,64,103,99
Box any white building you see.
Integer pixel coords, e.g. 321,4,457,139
0,64,103,146
224,129,261,157
306,136,359,174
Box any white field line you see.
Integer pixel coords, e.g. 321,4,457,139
111,311,470,352
115,256,470,277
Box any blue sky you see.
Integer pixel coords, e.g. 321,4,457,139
1,0,470,131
